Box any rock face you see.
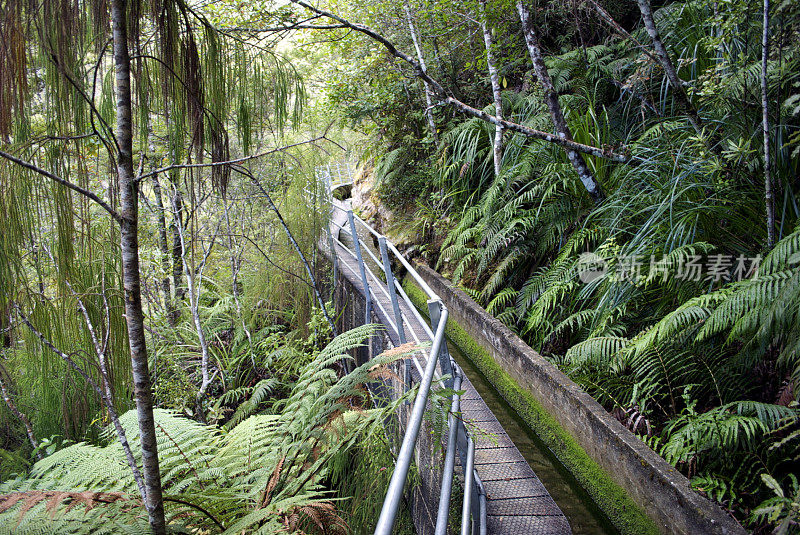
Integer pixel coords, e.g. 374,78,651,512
346,162,426,262
350,163,393,234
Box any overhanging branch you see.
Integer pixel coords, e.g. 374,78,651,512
0,150,123,222
135,135,330,182
289,0,630,164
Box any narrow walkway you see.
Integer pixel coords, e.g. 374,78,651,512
325,200,570,534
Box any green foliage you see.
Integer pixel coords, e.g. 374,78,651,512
324,0,800,529
0,325,417,534
374,146,436,210
752,474,800,535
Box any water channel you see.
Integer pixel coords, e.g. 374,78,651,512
444,337,618,535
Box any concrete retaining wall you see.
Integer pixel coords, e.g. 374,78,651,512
413,263,745,535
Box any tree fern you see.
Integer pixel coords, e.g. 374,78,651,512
0,326,417,534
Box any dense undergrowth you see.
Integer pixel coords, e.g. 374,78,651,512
0,322,418,534
1,0,799,531
324,0,800,530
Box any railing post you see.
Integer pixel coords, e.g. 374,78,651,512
374,304,449,535
479,492,487,535
378,237,406,344
427,300,454,388
347,210,372,322
434,369,462,535
326,219,338,304
461,436,476,535
379,236,411,393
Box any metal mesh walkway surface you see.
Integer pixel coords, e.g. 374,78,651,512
322,198,571,535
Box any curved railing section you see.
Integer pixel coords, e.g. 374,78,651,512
324,200,488,535
316,160,354,192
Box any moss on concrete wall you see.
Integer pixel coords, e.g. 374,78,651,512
402,275,658,535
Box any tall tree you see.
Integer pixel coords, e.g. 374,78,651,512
516,1,604,202
110,0,166,529
762,0,775,247
403,0,439,146
479,0,505,176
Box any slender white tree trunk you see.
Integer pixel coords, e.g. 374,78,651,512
479,0,504,176
516,1,603,202
149,138,173,316
17,305,149,514
403,0,439,146
172,196,217,423
0,371,40,459
223,196,254,351
110,0,166,532
762,0,775,247
635,0,705,137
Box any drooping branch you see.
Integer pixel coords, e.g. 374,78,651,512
15,304,150,505
38,244,148,503
220,14,348,33
232,166,338,336
0,364,41,459
16,307,104,396
289,0,630,164
0,150,122,222
221,232,320,290
135,135,330,182
46,50,119,151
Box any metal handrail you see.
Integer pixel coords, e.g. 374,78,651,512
374,302,449,533
435,369,463,535
324,197,486,535
318,160,354,192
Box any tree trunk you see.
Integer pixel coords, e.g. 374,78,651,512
174,209,215,423
403,0,439,146
762,0,775,248
516,1,604,202
290,0,630,164
223,196,254,352
152,173,173,320
169,179,185,325
479,0,504,176
110,0,166,532
635,0,705,137
0,371,41,459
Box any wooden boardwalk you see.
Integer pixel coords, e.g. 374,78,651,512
326,201,571,534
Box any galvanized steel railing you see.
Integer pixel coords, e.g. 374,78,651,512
316,160,354,192
325,200,488,535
